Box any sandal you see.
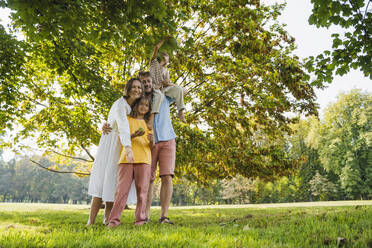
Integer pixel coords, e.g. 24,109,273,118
134,220,146,226
159,217,174,225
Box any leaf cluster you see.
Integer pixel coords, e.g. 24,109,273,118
306,0,372,85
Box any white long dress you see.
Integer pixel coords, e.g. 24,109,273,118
88,97,137,203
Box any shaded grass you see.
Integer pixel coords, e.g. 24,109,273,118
0,203,371,247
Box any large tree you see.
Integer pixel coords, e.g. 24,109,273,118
0,0,319,181
306,0,372,85
288,117,325,201
316,90,372,199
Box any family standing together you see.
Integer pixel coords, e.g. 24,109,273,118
87,37,186,226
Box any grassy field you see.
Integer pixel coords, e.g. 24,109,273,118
0,201,371,247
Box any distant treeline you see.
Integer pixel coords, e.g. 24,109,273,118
1,154,370,206
0,157,90,204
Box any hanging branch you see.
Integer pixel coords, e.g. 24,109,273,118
363,0,371,21
349,0,370,40
81,144,95,161
30,159,91,176
47,149,93,162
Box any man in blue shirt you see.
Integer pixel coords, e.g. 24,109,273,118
139,71,176,224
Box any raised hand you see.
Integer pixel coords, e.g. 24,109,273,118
156,36,171,47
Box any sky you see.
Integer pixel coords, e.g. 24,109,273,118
1,1,371,161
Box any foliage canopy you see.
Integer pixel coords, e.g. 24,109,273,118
0,0,320,181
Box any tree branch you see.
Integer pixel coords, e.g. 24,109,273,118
191,86,229,115
349,0,370,39
174,71,187,85
47,149,93,162
363,0,371,22
21,95,48,108
81,144,95,161
123,49,129,77
186,79,207,93
190,19,207,39
30,159,91,176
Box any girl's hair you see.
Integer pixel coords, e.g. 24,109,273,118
124,77,144,107
156,52,169,63
160,52,169,58
130,96,152,121
138,71,151,78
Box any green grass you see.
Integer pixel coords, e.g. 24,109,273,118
0,202,372,247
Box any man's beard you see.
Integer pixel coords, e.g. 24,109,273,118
145,90,153,96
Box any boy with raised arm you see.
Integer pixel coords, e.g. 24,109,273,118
147,37,186,129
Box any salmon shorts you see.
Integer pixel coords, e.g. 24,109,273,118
150,139,176,181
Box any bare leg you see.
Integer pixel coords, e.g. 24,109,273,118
104,202,114,225
177,109,186,122
160,175,173,219
87,197,102,226
145,181,155,220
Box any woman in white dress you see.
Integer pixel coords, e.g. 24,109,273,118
87,78,143,225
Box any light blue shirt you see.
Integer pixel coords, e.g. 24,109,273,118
153,96,176,144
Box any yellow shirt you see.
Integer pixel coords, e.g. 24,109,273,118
118,116,152,165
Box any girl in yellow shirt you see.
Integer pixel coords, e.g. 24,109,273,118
108,96,153,226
